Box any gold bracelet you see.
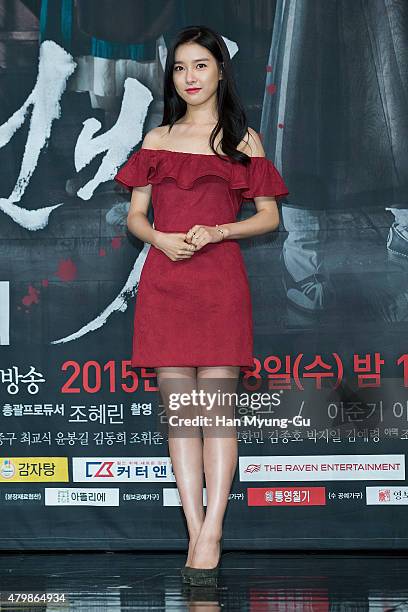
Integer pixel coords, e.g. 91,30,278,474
215,224,225,241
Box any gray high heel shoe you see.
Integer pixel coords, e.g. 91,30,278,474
188,560,220,587
187,538,222,587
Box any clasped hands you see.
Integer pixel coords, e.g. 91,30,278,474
154,224,224,262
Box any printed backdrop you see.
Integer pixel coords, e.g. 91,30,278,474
1,0,408,549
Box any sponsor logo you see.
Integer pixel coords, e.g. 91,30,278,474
0,459,15,479
248,486,326,506
0,458,68,482
366,486,408,505
240,455,405,481
245,464,261,474
45,488,119,506
73,457,175,482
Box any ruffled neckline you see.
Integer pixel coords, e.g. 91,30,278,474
114,146,290,198
132,147,254,190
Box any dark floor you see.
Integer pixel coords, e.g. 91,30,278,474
2,550,408,610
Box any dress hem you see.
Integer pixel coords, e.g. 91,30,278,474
130,361,255,369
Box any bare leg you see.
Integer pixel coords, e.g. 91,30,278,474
190,365,240,569
155,366,205,566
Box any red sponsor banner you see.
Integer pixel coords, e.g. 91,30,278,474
248,486,326,506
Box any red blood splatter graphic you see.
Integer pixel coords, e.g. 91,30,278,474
278,123,285,129
266,83,277,94
22,285,40,306
42,279,49,287
111,236,122,249
99,248,106,257
56,258,77,281
266,65,273,72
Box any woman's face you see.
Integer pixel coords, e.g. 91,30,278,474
172,42,222,107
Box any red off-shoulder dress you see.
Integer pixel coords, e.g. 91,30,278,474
114,148,289,371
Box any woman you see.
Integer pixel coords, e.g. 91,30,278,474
114,25,289,586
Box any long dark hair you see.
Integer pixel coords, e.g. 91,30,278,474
160,25,251,165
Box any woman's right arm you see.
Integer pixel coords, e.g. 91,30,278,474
126,183,162,247
126,129,163,246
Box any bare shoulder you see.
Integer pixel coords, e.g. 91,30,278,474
237,127,266,157
141,126,171,150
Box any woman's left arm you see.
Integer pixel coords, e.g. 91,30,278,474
219,128,280,240
219,199,279,240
